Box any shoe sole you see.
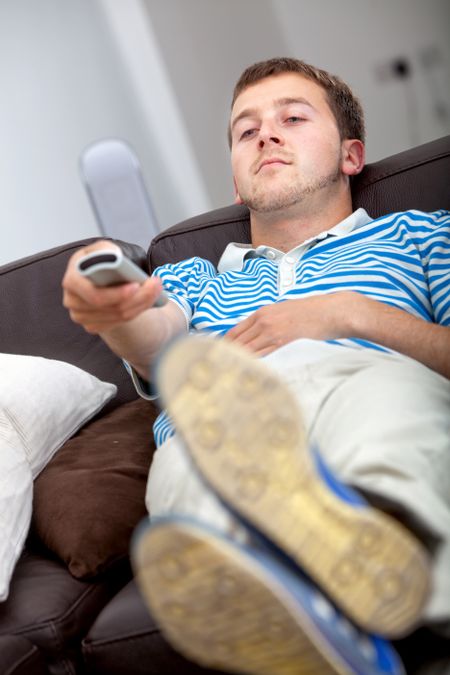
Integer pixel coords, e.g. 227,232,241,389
133,519,357,675
155,335,430,637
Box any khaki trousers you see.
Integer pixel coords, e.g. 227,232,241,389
146,341,450,630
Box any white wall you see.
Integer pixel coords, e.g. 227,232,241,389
143,0,290,208
0,0,210,265
1,0,449,266
144,0,450,210
275,0,450,162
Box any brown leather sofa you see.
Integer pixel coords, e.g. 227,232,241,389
0,135,449,675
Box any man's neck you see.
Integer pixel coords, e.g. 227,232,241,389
250,196,353,252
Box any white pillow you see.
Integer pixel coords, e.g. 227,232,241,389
0,353,117,601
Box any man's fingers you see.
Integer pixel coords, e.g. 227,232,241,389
62,241,167,336
253,345,277,357
64,274,164,334
226,319,258,343
226,313,255,339
230,333,279,356
63,275,161,311
227,326,268,352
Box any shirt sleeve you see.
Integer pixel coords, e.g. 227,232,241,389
123,257,217,400
151,256,217,327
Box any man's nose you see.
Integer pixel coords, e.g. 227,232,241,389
258,123,284,148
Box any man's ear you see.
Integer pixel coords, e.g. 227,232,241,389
341,139,365,176
233,177,244,205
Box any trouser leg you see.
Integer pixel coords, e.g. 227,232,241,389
267,345,450,627
146,428,247,539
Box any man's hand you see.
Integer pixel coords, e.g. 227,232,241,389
62,241,163,335
62,241,187,381
226,291,450,379
226,293,356,356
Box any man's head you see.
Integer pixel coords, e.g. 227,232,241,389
229,57,365,219
228,57,365,148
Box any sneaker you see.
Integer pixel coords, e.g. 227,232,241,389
154,335,430,637
132,516,406,675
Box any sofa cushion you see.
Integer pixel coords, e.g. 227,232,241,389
32,398,158,579
0,354,116,601
0,552,129,675
82,580,227,675
0,635,47,675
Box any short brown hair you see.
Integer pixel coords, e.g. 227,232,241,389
228,57,365,146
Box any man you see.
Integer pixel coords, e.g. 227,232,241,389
63,58,450,674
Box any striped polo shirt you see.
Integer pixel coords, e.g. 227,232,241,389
133,208,450,447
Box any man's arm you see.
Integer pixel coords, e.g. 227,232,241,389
226,292,450,379
351,294,450,379
62,241,186,380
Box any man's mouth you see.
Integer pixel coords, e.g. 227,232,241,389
256,157,290,173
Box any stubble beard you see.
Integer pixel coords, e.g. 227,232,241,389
240,163,343,214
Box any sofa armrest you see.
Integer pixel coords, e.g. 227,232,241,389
0,237,147,410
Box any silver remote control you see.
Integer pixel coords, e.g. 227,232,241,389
77,250,167,308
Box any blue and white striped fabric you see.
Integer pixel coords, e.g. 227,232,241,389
151,209,450,446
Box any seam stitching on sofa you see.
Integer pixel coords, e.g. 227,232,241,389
6,583,101,635
4,646,41,675
83,628,161,650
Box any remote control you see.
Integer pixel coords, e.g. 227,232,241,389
77,250,167,308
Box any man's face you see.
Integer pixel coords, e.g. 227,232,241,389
230,73,347,214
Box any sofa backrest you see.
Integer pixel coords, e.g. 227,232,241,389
148,135,450,269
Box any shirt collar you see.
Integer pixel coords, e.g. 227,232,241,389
217,208,372,273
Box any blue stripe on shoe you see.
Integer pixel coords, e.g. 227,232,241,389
312,447,367,507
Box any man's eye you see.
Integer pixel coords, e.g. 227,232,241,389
286,116,304,123
240,128,257,140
